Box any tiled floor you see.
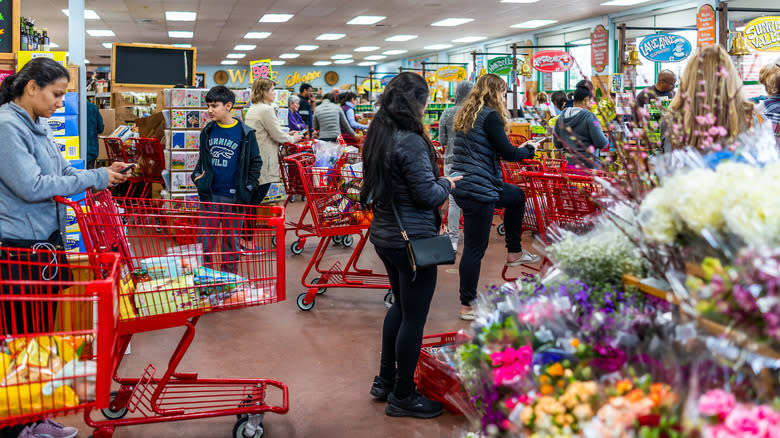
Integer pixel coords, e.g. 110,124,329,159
62,201,538,438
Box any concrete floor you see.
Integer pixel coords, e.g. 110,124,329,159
61,201,536,438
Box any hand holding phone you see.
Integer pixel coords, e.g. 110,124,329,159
120,164,136,174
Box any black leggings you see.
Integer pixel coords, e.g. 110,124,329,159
375,246,437,399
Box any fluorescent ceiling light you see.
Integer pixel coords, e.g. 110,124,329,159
245,32,271,39
358,62,378,66
270,60,286,65
168,30,193,38
511,19,558,28
295,45,319,51
62,9,100,19
86,29,115,37
364,55,387,60
172,43,192,48
500,0,540,3
452,36,487,43
259,13,294,23
227,53,246,59
571,38,591,45
334,59,354,64
221,60,238,65
84,59,90,64
424,44,453,50
50,42,59,48
102,42,113,49
313,61,332,66
385,34,418,42
354,46,380,52
234,44,257,50
347,15,386,25
316,33,346,40
279,53,300,59
165,11,197,21
383,49,408,55
600,0,651,5
331,54,353,59
431,18,474,27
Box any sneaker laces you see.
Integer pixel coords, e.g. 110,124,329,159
42,418,66,429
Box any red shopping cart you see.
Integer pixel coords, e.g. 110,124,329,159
496,159,545,238
56,191,288,438
1,249,120,429
286,153,391,311
279,141,315,207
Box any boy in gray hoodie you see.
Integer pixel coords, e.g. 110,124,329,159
553,80,609,169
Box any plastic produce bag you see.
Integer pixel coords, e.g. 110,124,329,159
313,140,343,168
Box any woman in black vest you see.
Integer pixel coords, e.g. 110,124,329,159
361,73,461,418
451,74,541,320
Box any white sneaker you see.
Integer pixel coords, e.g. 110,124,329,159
505,250,541,266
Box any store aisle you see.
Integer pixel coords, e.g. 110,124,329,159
63,201,532,438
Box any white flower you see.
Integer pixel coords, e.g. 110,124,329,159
638,188,678,245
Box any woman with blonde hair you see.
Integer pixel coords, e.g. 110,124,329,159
757,57,780,134
663,45,755,151
450,73,541,320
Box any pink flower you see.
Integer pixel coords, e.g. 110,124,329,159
699,389,736,418
723,406,768,438
712,143,723,151
756,405,780,426
491,345,532,386
706,425,734,438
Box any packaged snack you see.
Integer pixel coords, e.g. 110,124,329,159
139,256,185,280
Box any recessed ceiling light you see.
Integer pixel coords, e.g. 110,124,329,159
259,13,294,23
364,55,387,60
383,50,408,55
600,0,651,5
279,53,300,59
86,29,115,37
316,33,346,40
168,31,193,38
172,43,192,48
500,0,540,3
347,15,386,25
431,18,474,27
62,9,100,19
221,60,238,65
227,53,246,59
245,32,271,39
334,59,354,64
331,54,353,59
84,59,91,64
358,61,378,66
50,42,59,48
510,19,558,28
102,42,113,49
270,60,286,65
234,44,257,51
424,44,454,50
385,34,418,42
570,38,591,45
354,46,380,52
165,11,197,21
295,45,319,51
452,36,487,43
313,61,332,66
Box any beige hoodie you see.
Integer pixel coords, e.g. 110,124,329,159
244,102,295,185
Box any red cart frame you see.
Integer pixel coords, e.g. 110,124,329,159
57,191,288,438
1,250,120,428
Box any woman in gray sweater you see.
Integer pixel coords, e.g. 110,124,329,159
313,93,355,142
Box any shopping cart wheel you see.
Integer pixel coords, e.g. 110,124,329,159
233,416,264,438
297,292,315,311
342,235,354,248
332,235,344,245
101,390,129,420
290,240,304,255
496,223,506,236
312,277,327,295
384,291,394,309
289,195,296,203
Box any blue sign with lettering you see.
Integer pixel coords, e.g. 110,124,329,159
638,33,692,63
380,75,395,86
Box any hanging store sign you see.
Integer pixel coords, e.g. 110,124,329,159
436,65,467,81
638,33,692,62
361,78,382,92
249,59,273,82
284,70,322,88
487,56,513,75
697,4,717,47
744,16,780,52
17,51,67,71
380,74,395,86
532,50,574,73
591,25,609,73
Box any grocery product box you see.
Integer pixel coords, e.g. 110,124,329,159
46,115,78,137
65,231,84,252
53,92,79,116
53,136,80,160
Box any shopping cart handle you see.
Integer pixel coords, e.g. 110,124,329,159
53,196,76,207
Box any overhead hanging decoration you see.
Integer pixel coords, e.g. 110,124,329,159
532,50,574,73
435,65,467,81
729,32,752,56
487,56,513,75
519,58,533,78
361,78,382,92
638,33,692,63
249,59,273,83
743,16,780,52
591,24,609,73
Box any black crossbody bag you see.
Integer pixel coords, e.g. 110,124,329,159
390,202,456,279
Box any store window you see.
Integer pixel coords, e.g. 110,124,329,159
568,44,593,89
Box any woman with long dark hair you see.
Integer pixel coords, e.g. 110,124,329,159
361,72,461,419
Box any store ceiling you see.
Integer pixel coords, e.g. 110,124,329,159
21,0,744,67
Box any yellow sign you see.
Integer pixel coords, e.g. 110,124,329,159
17,51,68,71
744,16,780,52
285,70,322,88
249,59,273,83
435,65,467,82
361,79,382,92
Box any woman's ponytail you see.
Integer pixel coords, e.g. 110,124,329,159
0,73,18,105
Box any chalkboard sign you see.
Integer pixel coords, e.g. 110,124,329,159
0,0,13,53
113,43,196,87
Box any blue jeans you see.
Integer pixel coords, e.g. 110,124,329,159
199,194,241,273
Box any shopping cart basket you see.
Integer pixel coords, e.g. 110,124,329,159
1,249,120,429
497,159,545,238
279,141,314,207
56,191,288,438
286,154,391,311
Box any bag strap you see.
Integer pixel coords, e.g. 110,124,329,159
390,200,418,277
389,201,410,243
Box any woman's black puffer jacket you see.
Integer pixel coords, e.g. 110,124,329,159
369,130,451,249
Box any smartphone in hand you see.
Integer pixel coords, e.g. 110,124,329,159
120,164,136,174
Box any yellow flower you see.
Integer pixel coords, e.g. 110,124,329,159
539,375,550,385
557,379,566,388
616,379,633,395
521,406,534,425
570,338,580,348
547,362,564,377
573,403,594,420
540,384,555,395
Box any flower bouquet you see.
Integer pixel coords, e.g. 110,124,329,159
697,389,780,438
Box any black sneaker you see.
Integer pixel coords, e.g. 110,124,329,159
385,391,443,418
370,375,393,401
